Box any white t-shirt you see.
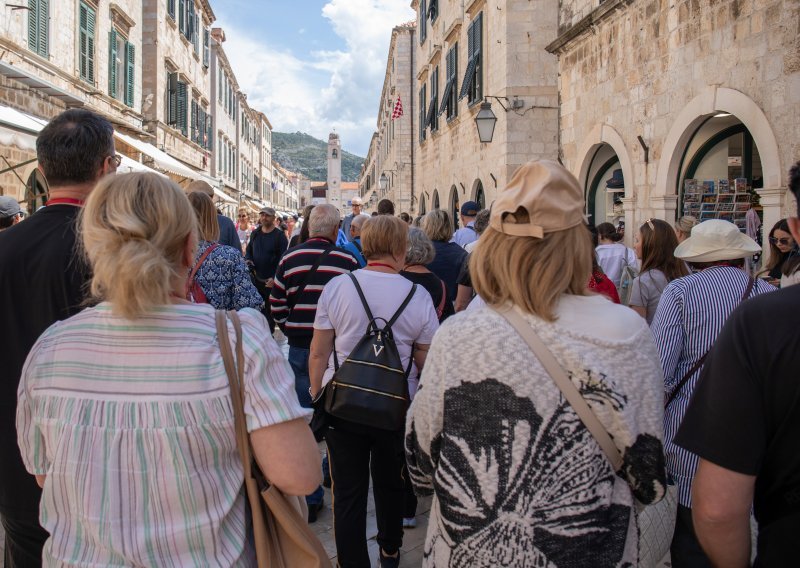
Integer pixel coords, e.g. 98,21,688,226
314,270,440,388
596,243,639,287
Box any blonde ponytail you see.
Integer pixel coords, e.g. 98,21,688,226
80,172,197,319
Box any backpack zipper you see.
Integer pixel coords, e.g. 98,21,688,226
334,382,407,401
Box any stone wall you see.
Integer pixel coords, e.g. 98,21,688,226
552,0,800,236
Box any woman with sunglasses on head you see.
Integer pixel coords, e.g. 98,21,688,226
760,219,797,286
235,208,253,253
629,218,689,324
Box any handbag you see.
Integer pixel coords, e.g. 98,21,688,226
618,246,638,306
215,310,331,568
494,306,674,568
186,243,219,303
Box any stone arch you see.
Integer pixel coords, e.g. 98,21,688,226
575,124,635,203
656,86,782,200
419,193,427,215
449,185,460,231
471,179,485,209
432,189,440,210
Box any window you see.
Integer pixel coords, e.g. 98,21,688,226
428,0,438,23
28,0,49,57
440,44,458,120
170,77,187,137
218,70,223,103
460,12,483,105
203,28,210,67
428,66,439,133
77,2,95,84
418,83,427,142
167,0,175,19
167,72,178,125
109,29,135,107
332,149,338,159
419,0,427,44
193,9,200,55
178,0,185,35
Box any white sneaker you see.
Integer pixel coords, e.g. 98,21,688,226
403,517,417,529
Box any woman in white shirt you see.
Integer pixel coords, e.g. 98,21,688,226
309,215,439,568
595,221,639,287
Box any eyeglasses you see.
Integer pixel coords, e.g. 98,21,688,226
770,237,794,246
107,154,122,168
238,214,248,218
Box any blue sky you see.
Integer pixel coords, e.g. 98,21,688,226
213,1,415,157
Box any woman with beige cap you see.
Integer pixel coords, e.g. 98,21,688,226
651,219,775,565
406,160,667,566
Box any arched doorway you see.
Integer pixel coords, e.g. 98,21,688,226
432,190,440,210
473,179,485,209
449,185,460,231
583,144,623,229
419,194,427,215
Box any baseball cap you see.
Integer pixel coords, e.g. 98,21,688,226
460,201,479,216
489,160,585,238
0,196,22,218
259,207,276,216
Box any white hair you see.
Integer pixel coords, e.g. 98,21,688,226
309,204,340,237
351,213,368,231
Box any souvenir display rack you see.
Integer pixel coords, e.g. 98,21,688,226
682,178,755,232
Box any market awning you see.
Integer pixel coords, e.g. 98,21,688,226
117,155,167,176
0,61,85,107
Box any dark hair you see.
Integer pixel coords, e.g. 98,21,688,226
399,211,411,223
371,211,378,217
36,109,115,187
790,161,800,216
377,199,395,216
298,205,314,244
0,215,16,229
639,219,689,281
596,222,622,242
765,218,792,273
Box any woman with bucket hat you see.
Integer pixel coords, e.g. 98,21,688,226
406,160,667,566
651,219,775,565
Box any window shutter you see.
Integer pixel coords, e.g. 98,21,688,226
206,114,213,151
167,0,175,19
38,0,49,56
473,13,482,102
190,99,196,142
178,0,185,35
85,5,95,84
186,5,193,41
108,29,117,96
203,28,209,67
28,0,38,53
125,42,135,107
177,80,187,136
419,0,426,44
78,4,88,81
167,73,177,125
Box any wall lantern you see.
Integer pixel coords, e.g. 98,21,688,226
379,173,389,192
474,100,498,143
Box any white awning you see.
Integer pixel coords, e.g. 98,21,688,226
114,131,199,179
117,155,167,176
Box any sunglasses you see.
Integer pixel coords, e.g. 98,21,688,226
769,237,794,246
643,218,655,231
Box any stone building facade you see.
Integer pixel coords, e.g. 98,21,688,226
547,0,800,253
358,23,416,215
411,0,560,224
0,0,146,202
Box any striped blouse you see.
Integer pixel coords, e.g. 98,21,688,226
16,303,309,567
651,266,775,507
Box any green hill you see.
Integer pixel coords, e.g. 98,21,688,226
272,131,364,182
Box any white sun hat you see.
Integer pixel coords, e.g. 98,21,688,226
674,219,761,262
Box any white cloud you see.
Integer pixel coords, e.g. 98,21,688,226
218,0,414,157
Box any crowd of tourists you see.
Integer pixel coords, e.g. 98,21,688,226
1,108,798,568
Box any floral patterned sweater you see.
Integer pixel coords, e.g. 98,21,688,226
406,296,666,567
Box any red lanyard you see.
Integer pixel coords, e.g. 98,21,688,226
367,262,395,270
46,198,84,207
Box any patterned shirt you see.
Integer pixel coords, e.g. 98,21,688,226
17,303,309,567
651,266,775,507
407,296,667,567
194,240,264,311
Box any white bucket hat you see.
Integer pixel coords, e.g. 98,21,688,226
674,219,761,262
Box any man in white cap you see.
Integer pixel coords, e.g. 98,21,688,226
675,162,800,566
341,196,363,242
651,219,775,565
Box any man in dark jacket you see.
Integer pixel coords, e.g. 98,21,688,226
246,206,288,331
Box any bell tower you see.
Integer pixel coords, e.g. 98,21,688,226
327,132,341,191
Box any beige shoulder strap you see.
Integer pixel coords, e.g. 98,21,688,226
494,306,624,472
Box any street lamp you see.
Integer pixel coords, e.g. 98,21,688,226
379,172,388,192
474,100,498,143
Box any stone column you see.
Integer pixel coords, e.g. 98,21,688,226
756,186,787,265
650,195,679,223
620,196,637,247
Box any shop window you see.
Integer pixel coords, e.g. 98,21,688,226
460,12,482,105
77,2,95,84
28,0,49,58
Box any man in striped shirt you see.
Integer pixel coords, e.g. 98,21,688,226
270,204,358,518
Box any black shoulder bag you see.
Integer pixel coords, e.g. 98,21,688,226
284,247,333,323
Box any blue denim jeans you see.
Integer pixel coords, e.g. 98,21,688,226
288,346,312,409
287,346,324,506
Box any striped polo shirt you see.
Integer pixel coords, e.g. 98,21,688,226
651,266,775,507
270,237,358,348
16,303,309,566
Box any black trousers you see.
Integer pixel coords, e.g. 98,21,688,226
671,504,712,567
326,417,404,568
252,280,275,332
403,465,417,519
1,507,48,568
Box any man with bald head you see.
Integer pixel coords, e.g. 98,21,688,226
185,180,240,250
341,213,367,267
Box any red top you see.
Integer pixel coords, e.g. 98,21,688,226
587,269,620,304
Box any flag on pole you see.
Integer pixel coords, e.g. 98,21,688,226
391,96,403,120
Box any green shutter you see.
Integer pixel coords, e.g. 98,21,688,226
28,0,38,53
125,42,135,107
178,0,185,35
167,72,177,125
203,28,209,67
86,5,95,84
190,99,197,142
167,0,175,19
176,80,187,136
108,29,117,96
38,0,48,56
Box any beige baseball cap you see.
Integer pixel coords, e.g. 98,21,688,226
489,160,586,238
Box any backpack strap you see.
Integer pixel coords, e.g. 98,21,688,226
347,273,375,322
186,243,219,298
386,283,418,328
665,275,756,408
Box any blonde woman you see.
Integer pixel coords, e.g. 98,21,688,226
406,160,667,566
235,207,253,251
16,173,321,566
674,215,699,243
186,192,263,311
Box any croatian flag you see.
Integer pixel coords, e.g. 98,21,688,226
392,96,403,120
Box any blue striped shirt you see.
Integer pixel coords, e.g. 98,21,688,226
651,266,775,506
